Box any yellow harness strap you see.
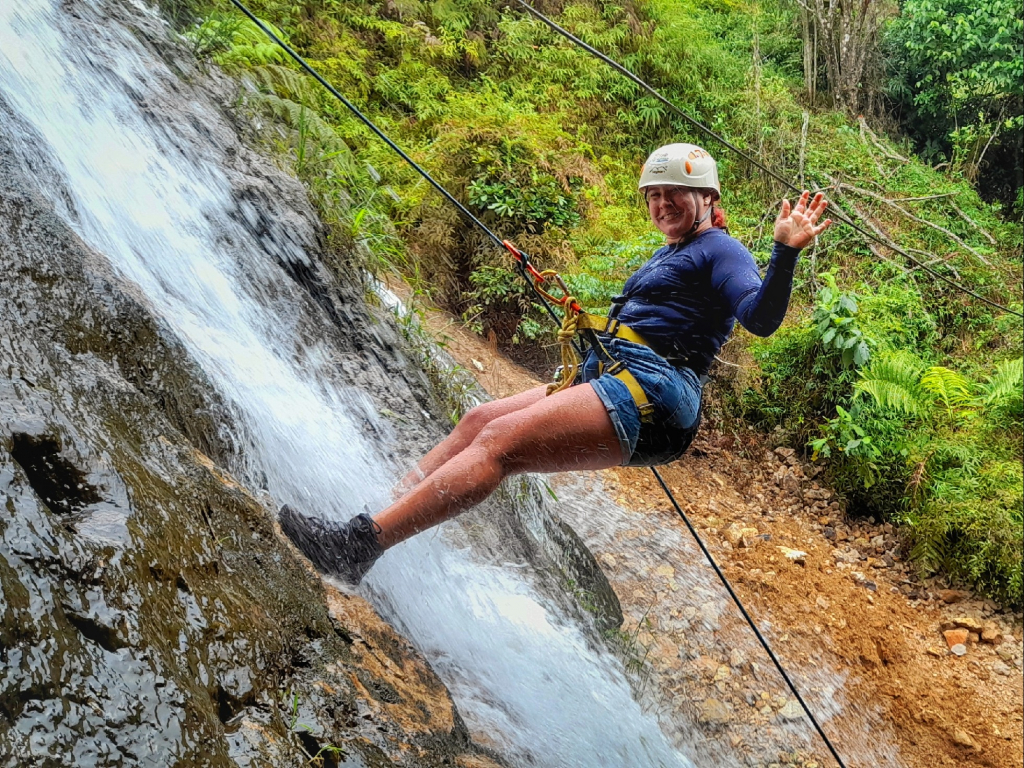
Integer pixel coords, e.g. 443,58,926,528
546,308,655,424
574,313,649,346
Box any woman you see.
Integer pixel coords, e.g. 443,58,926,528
280,143,832,584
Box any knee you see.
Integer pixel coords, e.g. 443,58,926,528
456,402,500,436
471,420,520,470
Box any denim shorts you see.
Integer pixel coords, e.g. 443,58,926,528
576,338,703,467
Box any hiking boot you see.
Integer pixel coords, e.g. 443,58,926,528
278,505,384,585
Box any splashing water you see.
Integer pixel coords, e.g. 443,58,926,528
0,1,696,765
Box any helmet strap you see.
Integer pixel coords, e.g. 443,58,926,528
688,189,714,236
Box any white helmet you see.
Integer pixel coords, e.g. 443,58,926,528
638,143,720,197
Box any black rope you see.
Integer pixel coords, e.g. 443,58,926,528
227,0,582,340
231,3,846,763
650,468,847,768
514,0,1023,320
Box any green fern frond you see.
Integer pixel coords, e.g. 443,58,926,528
855,379,928,417
921,366,973,425
855,350,928,416
979,357,1023,406
254,94,348,154
248,65,319,105
866,350,926,388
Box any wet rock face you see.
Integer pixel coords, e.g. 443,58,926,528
0,37,493,768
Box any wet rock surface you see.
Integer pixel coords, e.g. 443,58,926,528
0,4,513,765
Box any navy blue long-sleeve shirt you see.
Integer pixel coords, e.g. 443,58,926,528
609,228,800,376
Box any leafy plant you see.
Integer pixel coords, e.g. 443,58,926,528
811,275,870,368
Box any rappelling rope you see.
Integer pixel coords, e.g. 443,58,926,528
228,3,848,763
514,0,1022,321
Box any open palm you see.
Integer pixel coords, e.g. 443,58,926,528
774,191,832,250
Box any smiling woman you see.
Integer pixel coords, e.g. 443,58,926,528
280,142,832,584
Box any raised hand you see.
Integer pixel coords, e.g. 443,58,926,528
773,190,832,250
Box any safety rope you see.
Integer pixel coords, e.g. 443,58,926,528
229,3,850,763
514,0,1023,321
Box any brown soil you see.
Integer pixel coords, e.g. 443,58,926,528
394,284,1024,768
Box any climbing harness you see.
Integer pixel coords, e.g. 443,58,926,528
229,3,859,764
514,0,1023,321
501,240,654,420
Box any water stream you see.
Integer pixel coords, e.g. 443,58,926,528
0,1,698,765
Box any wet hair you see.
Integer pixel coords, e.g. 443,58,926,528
710,203,727,229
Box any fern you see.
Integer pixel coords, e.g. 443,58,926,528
855,350,928,417
978,357,1024,409
920,366,973,426
186,15,289,69
247,65,320,106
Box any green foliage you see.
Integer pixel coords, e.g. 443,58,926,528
468,176,580,232
812,276,871,368
185,13,289,68
183,0,1023,604
885,0,1023,206
854,350,928,418
849,351,1024,603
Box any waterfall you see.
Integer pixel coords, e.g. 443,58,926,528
0,1,698,765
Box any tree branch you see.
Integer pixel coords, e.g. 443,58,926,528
837,182,992,266
858,115,909,163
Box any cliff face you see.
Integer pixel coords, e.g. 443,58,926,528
0,7,500,766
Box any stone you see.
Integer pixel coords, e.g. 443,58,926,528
699,602,721,631
697,698,732,726
695,656,721,678
722,523,745,548
950,644,968,657
781,473,801,494
777,698,804,722
851,571,877,591
818,516,830,526
739,527,759,547
968,632,980,644
774,446,795,460
815,596,831,611
832,548,859,564
937,589,971,604
778,547,807,566
822,526,836,540
729,648,746,669
951,727,977,749
926,647,945,658
599,553,618,569
996,646,1015,663
944,628,970,649
992,660,1012,676
981,628,1001,644
712,664,731,683
942,618,983,634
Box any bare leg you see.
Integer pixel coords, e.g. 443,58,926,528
394,385,548,493
375,383,620,548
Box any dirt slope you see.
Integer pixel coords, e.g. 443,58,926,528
401,286,1024,767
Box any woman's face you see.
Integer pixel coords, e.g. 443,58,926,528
645,185,707,243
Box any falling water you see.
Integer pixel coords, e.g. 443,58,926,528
0,1,697,765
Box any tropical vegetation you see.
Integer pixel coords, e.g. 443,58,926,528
162,0,1022,605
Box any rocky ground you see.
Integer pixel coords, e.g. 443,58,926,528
400,285,1024,768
